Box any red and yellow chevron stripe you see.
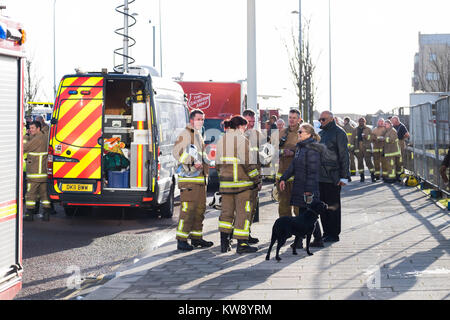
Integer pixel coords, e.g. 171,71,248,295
0,200,17,223
52,77,104,180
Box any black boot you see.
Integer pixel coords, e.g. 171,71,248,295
236,239,258,254
220,232,231,253
177,239,193,251
371,173,376,183
228,232,234,246
248,229,259,244
348,176,352,182
43,208,50,221
191,238,214,248
24,209,34,222
360,173,365,182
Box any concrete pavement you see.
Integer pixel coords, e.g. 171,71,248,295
85,178,450,300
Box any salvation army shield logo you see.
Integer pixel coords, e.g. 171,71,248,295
188,93,211,110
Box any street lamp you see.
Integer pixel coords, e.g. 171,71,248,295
291,0,302,118
149,20,156,68
247,0,258,119
159,0,163,77
328,0,332,112
53,0,56,99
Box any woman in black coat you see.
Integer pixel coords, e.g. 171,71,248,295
279,123,325,248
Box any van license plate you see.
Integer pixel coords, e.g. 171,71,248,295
61,184,93,192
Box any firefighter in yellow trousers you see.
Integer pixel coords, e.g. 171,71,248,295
371,118,386,181
243,109,266,243
24,121,51,221
275,109,301,217
216,115,261,254
382,120,402,183
354,117,376,182
343,117,357,177
172,109,213,251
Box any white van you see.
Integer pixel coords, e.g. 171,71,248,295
47,68,188,218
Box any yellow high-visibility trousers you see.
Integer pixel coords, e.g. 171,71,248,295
219,190,252,240
25,182,50,210
176,184,206,241
276,180,299,217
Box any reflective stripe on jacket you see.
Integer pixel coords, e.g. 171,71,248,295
244,128,265,170
173,125,208,186
216,129,260,193
383,127,401,157
371,126,386,153
275,124,300,178
343,123,355,149
354,126,373,153
23,131,48,182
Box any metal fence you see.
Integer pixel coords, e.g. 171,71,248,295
405,96,450,195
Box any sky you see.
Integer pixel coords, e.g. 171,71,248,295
2,0,450,115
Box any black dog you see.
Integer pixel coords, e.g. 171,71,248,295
265,201,329,261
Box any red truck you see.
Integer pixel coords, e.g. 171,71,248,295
177,81,248,188
0,12,26,299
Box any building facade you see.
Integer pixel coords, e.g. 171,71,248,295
412,33,450,92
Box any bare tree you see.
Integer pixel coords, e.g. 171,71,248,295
416,45,450,92
285,18,318,124
24,54,43,116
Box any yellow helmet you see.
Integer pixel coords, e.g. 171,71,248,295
406,175,419,187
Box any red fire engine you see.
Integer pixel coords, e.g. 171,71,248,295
0,10,26,299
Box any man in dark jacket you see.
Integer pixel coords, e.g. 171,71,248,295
316,111,350,243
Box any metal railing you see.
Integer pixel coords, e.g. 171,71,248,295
405,96,449,195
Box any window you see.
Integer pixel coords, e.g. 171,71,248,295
429,53,437,62
155,101,188,146
426,72,439,81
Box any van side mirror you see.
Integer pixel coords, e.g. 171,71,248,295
50,118,57,125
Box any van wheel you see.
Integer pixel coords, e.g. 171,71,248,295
160,184,174,219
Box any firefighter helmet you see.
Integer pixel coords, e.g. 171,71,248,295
259,143,275,165
405,175,419,187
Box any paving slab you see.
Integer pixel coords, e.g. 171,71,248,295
85,180,450,300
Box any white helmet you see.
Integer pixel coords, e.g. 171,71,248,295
175,144,201,177
259,143,275,165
